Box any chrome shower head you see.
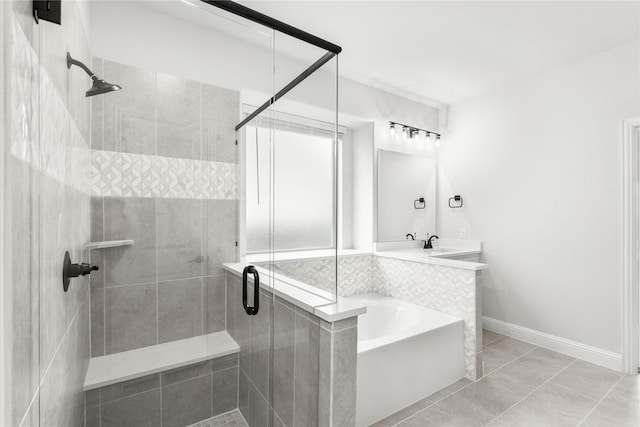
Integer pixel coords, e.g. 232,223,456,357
66,52,122,97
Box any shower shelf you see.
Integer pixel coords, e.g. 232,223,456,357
84,240,134,250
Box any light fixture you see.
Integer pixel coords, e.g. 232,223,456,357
388,121,441,147
426,132,434,150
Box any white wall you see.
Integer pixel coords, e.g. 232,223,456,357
438,40,640,355
352,124,374,250
0,2,6,424
340,131,354,249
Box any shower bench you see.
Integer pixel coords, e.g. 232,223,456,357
83,331,240,427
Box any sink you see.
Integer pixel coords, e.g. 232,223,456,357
424,248,459,256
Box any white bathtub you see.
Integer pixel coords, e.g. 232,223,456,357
348,293,466,427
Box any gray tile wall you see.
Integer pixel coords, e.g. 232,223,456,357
226,273,358,427
84,354,239,427
89,58,240,356
4,0,92,426
319,318,358,427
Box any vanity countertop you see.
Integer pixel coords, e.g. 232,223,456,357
374,249,487,271
374,239,488,271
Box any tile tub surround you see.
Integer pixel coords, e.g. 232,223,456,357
257,251,485,380
84,354,240,427
225,272,359,427
373,330,636,427
5,2,92,426
89,58,240,356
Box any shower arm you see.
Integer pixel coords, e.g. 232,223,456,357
66,53,98,80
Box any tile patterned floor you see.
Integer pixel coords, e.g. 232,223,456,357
373,330,640,427
187,409,248,427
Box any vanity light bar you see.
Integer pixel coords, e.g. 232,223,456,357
389,121,441,143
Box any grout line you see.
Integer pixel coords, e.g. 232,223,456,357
292,309,298,426
274,411,286,427
83,391,87,427
100,386,162,406
210,359,214,418
551,379,613,402
328,329,335,426
17,385,40,427
101,280,159,290
481,359,579,426
388,346,540,427
18,299,87,427
320,323,357,334
481,345,538,377
155,197,159,347
241,367,270,416
159,369,163,427
574,374,627,426
202,274,206,336
162,370,215,389
102,198,106,355
386,401,436,427
199,82,203,162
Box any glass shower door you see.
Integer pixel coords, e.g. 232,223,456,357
236,104,277,427
269,36,340,427
237,45,340,427
224,6,340,426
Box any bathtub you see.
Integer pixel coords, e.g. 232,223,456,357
347,293,465,427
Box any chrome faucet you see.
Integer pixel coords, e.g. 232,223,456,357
424,235,439,249
405,233,415,240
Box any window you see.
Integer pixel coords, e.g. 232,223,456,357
245,122,339,253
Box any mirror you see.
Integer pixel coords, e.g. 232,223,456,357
377,150,436,242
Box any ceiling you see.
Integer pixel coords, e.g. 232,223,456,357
240,0,640,105
139,1,640,106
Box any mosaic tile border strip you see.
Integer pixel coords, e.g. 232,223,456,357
90,150,237,200
10,17,91,195
375,257,479,379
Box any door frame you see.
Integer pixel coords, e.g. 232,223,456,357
622,116,640,374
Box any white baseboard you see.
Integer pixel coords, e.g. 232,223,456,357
482,316,623,372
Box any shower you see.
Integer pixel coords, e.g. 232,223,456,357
66,52,122,97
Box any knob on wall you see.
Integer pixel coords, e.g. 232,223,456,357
62,251,98,292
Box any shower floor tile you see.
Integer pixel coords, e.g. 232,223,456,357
186,409,248,427
373,329,633,427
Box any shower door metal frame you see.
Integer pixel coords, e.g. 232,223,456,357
200,0,341,130
200,0,341,54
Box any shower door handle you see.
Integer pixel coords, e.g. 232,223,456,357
242,265,260,316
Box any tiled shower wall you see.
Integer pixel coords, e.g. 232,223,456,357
89,58,240,356
268,254,483,380
225,273,358,427
3,0,92,425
